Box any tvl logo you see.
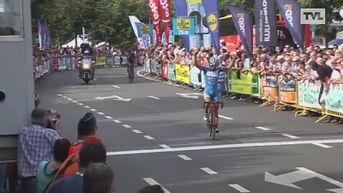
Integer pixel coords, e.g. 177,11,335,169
301,8,326,24
304,12,324,20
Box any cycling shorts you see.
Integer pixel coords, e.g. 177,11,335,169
204,87,219,102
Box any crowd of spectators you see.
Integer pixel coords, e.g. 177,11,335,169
143,42,343,83
142,42,343,123
0,106,167,193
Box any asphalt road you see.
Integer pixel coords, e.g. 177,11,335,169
37,67,343,193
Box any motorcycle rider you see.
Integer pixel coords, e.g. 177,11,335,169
79,43,95,80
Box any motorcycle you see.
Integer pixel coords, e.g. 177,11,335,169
79,57,95,84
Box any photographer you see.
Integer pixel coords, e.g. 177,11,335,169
18,108,61,193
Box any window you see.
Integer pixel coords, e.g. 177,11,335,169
0,0,23,36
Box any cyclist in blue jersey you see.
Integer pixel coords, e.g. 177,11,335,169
193,50,229,133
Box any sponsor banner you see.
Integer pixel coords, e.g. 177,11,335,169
203,0,221,55
172,17,195,36
278,77,297,104
96,56,106,66
175,64,190,84
173,0,190,50
190,66,201,86
218,71,227,93
297,81,321,109
147,0,162,44
229,6,254,57
276,0,303,48
201,71,206,88
254,0,277,48
186,0,201,3
262,75,279,101
325,84,343,114
162,61,169,79
159,0,172,45
168,63,176,81
228,71,260,96
106,56,114,66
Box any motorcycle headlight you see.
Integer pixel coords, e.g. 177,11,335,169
82,63,91,69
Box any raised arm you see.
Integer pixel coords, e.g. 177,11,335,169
193,51,204,70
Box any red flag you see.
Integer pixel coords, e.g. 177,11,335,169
147,0,162,44
159,0,171,45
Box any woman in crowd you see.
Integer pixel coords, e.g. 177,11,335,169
37,138,71,193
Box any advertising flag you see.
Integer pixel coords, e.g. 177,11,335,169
276,0,303,48
129,16,145,48
159,0,171,46
173,0,190,50
229,6,254,57
202,0,220,55
255,0,277,48
147,0,162,44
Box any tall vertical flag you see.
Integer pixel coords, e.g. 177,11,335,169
147,0,162,44
255,0,277,49
159,0,171,46
202,0,220,55
275,0,303,48
173,0,190,50
129,16,144,47
38,19,50,50
229,6,254,57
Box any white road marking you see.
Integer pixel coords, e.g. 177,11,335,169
218,115,234,120
132,130,143,134
282,134,300,139
106,139,343,156
95,95,131,102
255,126,271,131
265,167,343,190
67,98,73,101
143,178,171,193
228,184,250,192
84,106,90,109
144,135,155,140
122,124,132,128
57,94,62,97
113,120,122,124
97,112,105,115
176,93,200,99
62,96,68,98
105,116,113,120
148,96,161,100
312,143,332,149
72,100,78,103
178,155,192,161
112,85,120,89
201,167,218,175
159,144,171,149
77,103,84,106
90,109,97,112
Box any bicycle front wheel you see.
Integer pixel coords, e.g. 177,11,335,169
210,110,216,140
